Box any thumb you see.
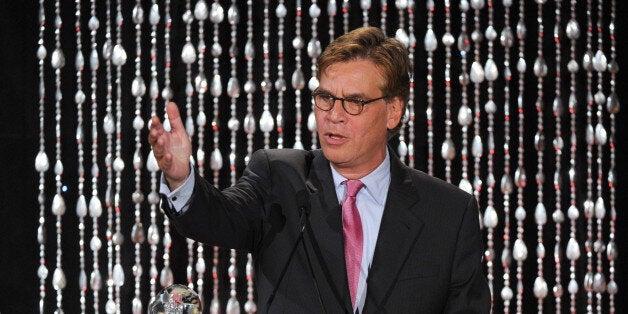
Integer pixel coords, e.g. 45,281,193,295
165,102,184,133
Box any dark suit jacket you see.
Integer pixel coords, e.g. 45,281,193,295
163,148,490,313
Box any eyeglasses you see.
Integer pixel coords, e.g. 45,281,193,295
311,90,388,116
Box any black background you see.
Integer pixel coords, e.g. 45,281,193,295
1,0,627,313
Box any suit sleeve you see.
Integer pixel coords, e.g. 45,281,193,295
444,196,491,313
163,149,272,252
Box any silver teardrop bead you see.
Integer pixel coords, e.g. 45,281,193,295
51,48,66,69
566,19,580,40
76,195,87,218
595,124,607,145
113,263,125,286
535,202,547,225
607,92,620,114
566,237,581,261
500,26,514,47
52,194,66,216
159,266,174,288
132,4,144,24
209,2,225,24
396,28,410,48
210,74,222,97
483,205,498,229
35,151,50,172
181,43,197,64
227,77,240,98
53,267,67,290
226,297,240,314
112,44,127,66
244,113,256,134
210,148,223,171
484,59,498,82
131,76,146,97
307,39,322,58
291,68,305,90
194,0,209,21
259,110,275,133
592,50,607,72
441,138,456,160
533,56,548,77
228,4,240,24
513,239,528,261
470,61,485,83
424,29,437,52
457,104,472,126
533,276,548,299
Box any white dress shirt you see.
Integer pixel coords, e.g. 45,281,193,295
330,151,391,313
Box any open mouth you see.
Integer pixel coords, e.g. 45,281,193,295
327,132,345,140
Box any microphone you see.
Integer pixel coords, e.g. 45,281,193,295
266,190,327,313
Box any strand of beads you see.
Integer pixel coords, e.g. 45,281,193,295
593,0,610,309
293,0,305,150
470,0,485,205
308,1,322,150
532,0,549,310
551,0,565,310
146,0,161,301
425,0,437,176
260,0,274,149
112,0,128,310
565,0,581,311
457,0,473,195
73,1,88,312
606,0,619,311
396,0,409,164
583,0,595,310
87,0,103,310
276,1,286,149
500,0,515,311
243,0,256,165
513,0,529,311
407,1,416,169
160,0,175,293
483,0,499,306
441,0,455,181
130,1,146,312
35,0,49,310
102,0,116,311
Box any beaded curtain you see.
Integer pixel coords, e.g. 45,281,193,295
33,0,622,313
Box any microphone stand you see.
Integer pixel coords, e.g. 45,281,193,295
266,204,327,314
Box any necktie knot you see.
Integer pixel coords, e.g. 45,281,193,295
345,179,364,198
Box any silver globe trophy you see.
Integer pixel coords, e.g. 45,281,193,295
149,284,203,314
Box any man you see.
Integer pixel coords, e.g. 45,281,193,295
149,26,490,313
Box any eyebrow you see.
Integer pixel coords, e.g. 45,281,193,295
314,88,369,99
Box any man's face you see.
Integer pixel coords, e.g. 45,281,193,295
315,59,403,178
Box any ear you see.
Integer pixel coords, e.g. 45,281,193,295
386,97,404,130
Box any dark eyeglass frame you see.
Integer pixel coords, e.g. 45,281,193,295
311,90,388,116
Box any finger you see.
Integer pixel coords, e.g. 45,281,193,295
153,136,167,158
166,102,185,133
148,115,163,146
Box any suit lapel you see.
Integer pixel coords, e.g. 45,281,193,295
364,155,424,311
306,150,354,312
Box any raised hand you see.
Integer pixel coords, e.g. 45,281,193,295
148,102,192,190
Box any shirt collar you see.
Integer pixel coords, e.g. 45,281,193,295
330,150,391,206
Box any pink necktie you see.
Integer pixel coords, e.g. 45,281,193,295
342,179,365,309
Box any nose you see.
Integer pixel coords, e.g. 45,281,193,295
326,99,346,123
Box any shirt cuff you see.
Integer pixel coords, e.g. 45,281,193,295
159,163,195,214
